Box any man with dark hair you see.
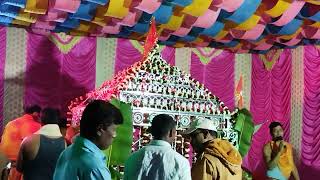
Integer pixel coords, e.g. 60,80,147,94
264,121,299,180
58,118,69,138
24,105,42,115
124,114,191,180
54,100,123,180
16,108,66,180
0,105,42,180
184,117,242,180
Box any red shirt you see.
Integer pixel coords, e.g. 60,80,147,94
0,114,41,161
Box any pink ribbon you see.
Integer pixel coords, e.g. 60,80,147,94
119,10,142,27
254,41,273,50
135,0,162,14
230,23,266,40
30,28,51,36
272,1,305,26
193,7,221,28
218,0,244,12
101,24,121,34
38,0,70,22
52,0,81,13
172,27,192,37
31,21,56,30
38,10,68,23
158,35,170,41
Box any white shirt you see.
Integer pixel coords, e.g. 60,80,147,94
35,124,62,137
124,140,191,180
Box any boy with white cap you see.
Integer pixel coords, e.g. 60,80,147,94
184,117,242,180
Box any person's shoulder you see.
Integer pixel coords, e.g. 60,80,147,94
81,151,105,168
62,146,103,169
22,134,39,146
55,145,75,163
263,142,272,154
126,148,145,161
15,115,29,122
170,149,189,164
4,119,17,128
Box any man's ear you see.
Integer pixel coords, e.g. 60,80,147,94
96,124,105,136
169,129,173,137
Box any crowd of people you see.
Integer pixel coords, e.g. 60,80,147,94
0,100,299,180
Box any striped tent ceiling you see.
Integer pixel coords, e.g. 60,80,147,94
0,0,319,53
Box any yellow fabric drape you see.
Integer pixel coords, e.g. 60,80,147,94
160,15,185,31
265,0,292,18
182,0,212,17
24,0,48,14
105,0,130,18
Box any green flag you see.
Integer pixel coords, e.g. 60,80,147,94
104,98,133,166
234,109,254,157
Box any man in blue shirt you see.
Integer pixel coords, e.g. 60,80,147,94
54,100,123,180
124,114,191,180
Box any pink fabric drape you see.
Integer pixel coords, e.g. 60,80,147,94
244,49,292,179
115,39,142,74
115,38,175,74
0,27,6,134
24,33,96,116
190,51,235,109
161,46,175,66
300,46,320,180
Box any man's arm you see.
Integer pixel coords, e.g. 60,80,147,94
16,142,25,172
0,122,16,159
292,164,300,180
86,168,111,180
180,159,192,180
263,142,284,170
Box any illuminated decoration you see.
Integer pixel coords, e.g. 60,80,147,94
68,19,239,162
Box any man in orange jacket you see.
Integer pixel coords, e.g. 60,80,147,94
0,105,41,180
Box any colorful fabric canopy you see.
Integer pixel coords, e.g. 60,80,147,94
0,0,319,53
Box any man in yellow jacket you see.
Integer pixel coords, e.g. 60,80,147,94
184,117,242,180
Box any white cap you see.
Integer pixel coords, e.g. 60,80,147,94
183,117,217,134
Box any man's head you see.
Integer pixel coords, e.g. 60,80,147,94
58,118,68,137
184,117,217,153
41,108,60,125
25,105,41,122
80,100,123,150
269,121,284,141
150,114,176,143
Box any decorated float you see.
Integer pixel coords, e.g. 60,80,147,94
68,20,254,179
